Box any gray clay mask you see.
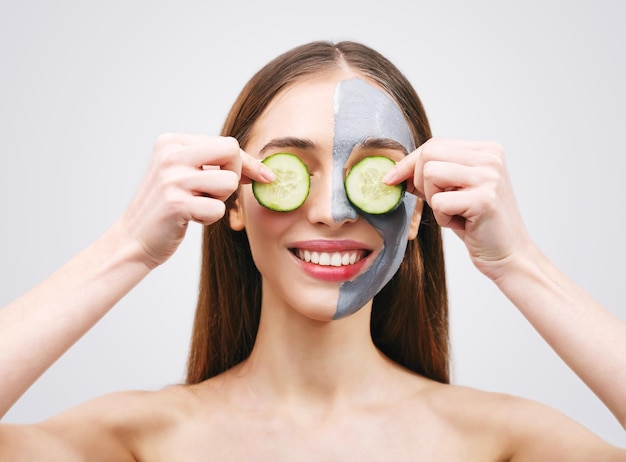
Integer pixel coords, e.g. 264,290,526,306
332,78,417,319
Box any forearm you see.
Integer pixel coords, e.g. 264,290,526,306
494,244,626,428
0,222,152,418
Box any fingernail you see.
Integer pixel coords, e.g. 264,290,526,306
260,164,275,182
382,168,396,184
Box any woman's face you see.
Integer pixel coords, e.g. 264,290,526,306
232,71,419,321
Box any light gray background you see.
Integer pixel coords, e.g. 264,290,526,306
1,0,624,446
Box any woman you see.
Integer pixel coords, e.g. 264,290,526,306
1,41,624,460
187,42,448,385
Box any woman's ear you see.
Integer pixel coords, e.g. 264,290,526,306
407,198,423,240
228,197,246,231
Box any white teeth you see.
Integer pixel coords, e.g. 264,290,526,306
341,253,351,266
295,250,363,267
319,253,331,266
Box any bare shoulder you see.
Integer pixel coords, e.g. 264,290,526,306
414,380,626,461
0,384,199,462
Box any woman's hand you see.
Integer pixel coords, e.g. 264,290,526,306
385,139,626,426
384,138,531,281
0,133,274,417
118,134,273,269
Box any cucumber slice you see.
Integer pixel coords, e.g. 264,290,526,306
252,153,310,212
345,156,405,215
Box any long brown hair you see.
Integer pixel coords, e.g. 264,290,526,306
186,40,449,384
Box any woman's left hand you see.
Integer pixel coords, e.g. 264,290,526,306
384,138,531,281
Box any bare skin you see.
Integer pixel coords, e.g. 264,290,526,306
1,334,621,461
1,70,625,460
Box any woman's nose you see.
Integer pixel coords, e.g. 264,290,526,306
306,166,358,227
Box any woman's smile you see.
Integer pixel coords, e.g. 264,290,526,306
288,239,374,282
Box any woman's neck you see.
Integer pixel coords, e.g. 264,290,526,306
234,296,394,414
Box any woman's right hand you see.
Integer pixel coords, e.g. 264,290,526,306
0,134,274,418
118,134,272,269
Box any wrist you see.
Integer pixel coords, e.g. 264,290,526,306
486,240,555,301
477,236,544,288
105,219,161,271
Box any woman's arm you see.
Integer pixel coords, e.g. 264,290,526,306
0,133,272,419
492,242,626,429
0,223,152,418
0,389,167,461
386,137,626,428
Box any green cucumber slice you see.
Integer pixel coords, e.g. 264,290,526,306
252,153,310,212
345,156,405,214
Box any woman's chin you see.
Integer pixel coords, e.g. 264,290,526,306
295,299,368,323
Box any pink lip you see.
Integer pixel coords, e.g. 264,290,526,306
288,239,373,283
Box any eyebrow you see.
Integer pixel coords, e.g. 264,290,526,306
356,138,409,156
258,137,317,156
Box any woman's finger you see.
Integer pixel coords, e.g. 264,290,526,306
420,138,504,166
421,161,477,202
183,169,240,201
430,189,482,222
240,149,275,184
187,196,227,226
156,135,243,177
383,144,423,185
